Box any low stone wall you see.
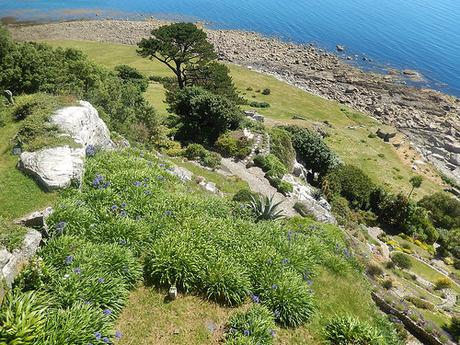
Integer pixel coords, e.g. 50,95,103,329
371,292,454,345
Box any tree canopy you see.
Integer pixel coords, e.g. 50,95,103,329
137,23,216,89
167,86,242,146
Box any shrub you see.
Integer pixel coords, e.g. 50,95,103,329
184,143,222,169
249,101,270,108
324,315,384,345
385,261,396,269
144,234,205,292
233,188,259,203
202,257,251,306
330,196,353,227
43,302,114,345
184,143,208,160
168,86,243,145
40,235,143,287
405,296,434,310
391,253,412,269
253,154,287,179
282,125,340,179
366,263,384,277
273,179,293,195
323,165,376,209
382,279,393,290
270,127,296,172
259,270,315,327
115,64,149,92
0,41,159,145
434,277,452,290
262,88,271,95
215,131,253,159
0,290,51,344
419,192,460,230
225,304,276,345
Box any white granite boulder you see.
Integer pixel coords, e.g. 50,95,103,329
18,101,113,191
19,146,85,191
51,101,113,148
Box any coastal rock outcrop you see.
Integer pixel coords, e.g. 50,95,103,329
18,101,113,191
9,20,460,185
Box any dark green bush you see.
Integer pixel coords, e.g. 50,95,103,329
215,130,253,159
184,143,208,160
262,88,271,95
270,127,296,172
366,263,384,277
233,188,259,203
418,192,460,230
115,64,149,92
391,252,412,269
225,304,276,344
249,101,270,108
449,316,460,341
324,165,376,209
168,86,243,146
282,125,340,179
324,314,384,345
330,196,353,227
183,143,222,169
253,154,287,179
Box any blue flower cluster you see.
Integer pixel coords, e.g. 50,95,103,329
86,145,97,157
92,174,111,189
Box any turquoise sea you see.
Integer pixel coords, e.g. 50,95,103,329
1,0,459,96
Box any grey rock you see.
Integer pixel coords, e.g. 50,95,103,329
445,141,460,154
449,154,460,166
14,207,53,228
336,45,345,52
2,229,41,288
3,90,14,105
51,101,114,149
19,146,85,191
376,128,397,142
166,166,193,182
0,249,12,270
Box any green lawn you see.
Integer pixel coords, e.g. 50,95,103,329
393,253,460,294
44,40,443,198
0,96,59,219
117,269,384,345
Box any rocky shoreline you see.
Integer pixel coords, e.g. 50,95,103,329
7,19,460,187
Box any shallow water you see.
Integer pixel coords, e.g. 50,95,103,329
1,0,459,96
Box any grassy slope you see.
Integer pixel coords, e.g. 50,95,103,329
0,95,61,219
45,40,442,198
116,268,382,345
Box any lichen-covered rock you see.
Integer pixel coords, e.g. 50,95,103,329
19,146,85,191
51,101,113,149
1,229,42,289
19,101,113,191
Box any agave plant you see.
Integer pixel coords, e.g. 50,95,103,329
248,195,284,221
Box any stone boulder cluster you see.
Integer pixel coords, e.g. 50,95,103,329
207,30,460,186
19,101,114,191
